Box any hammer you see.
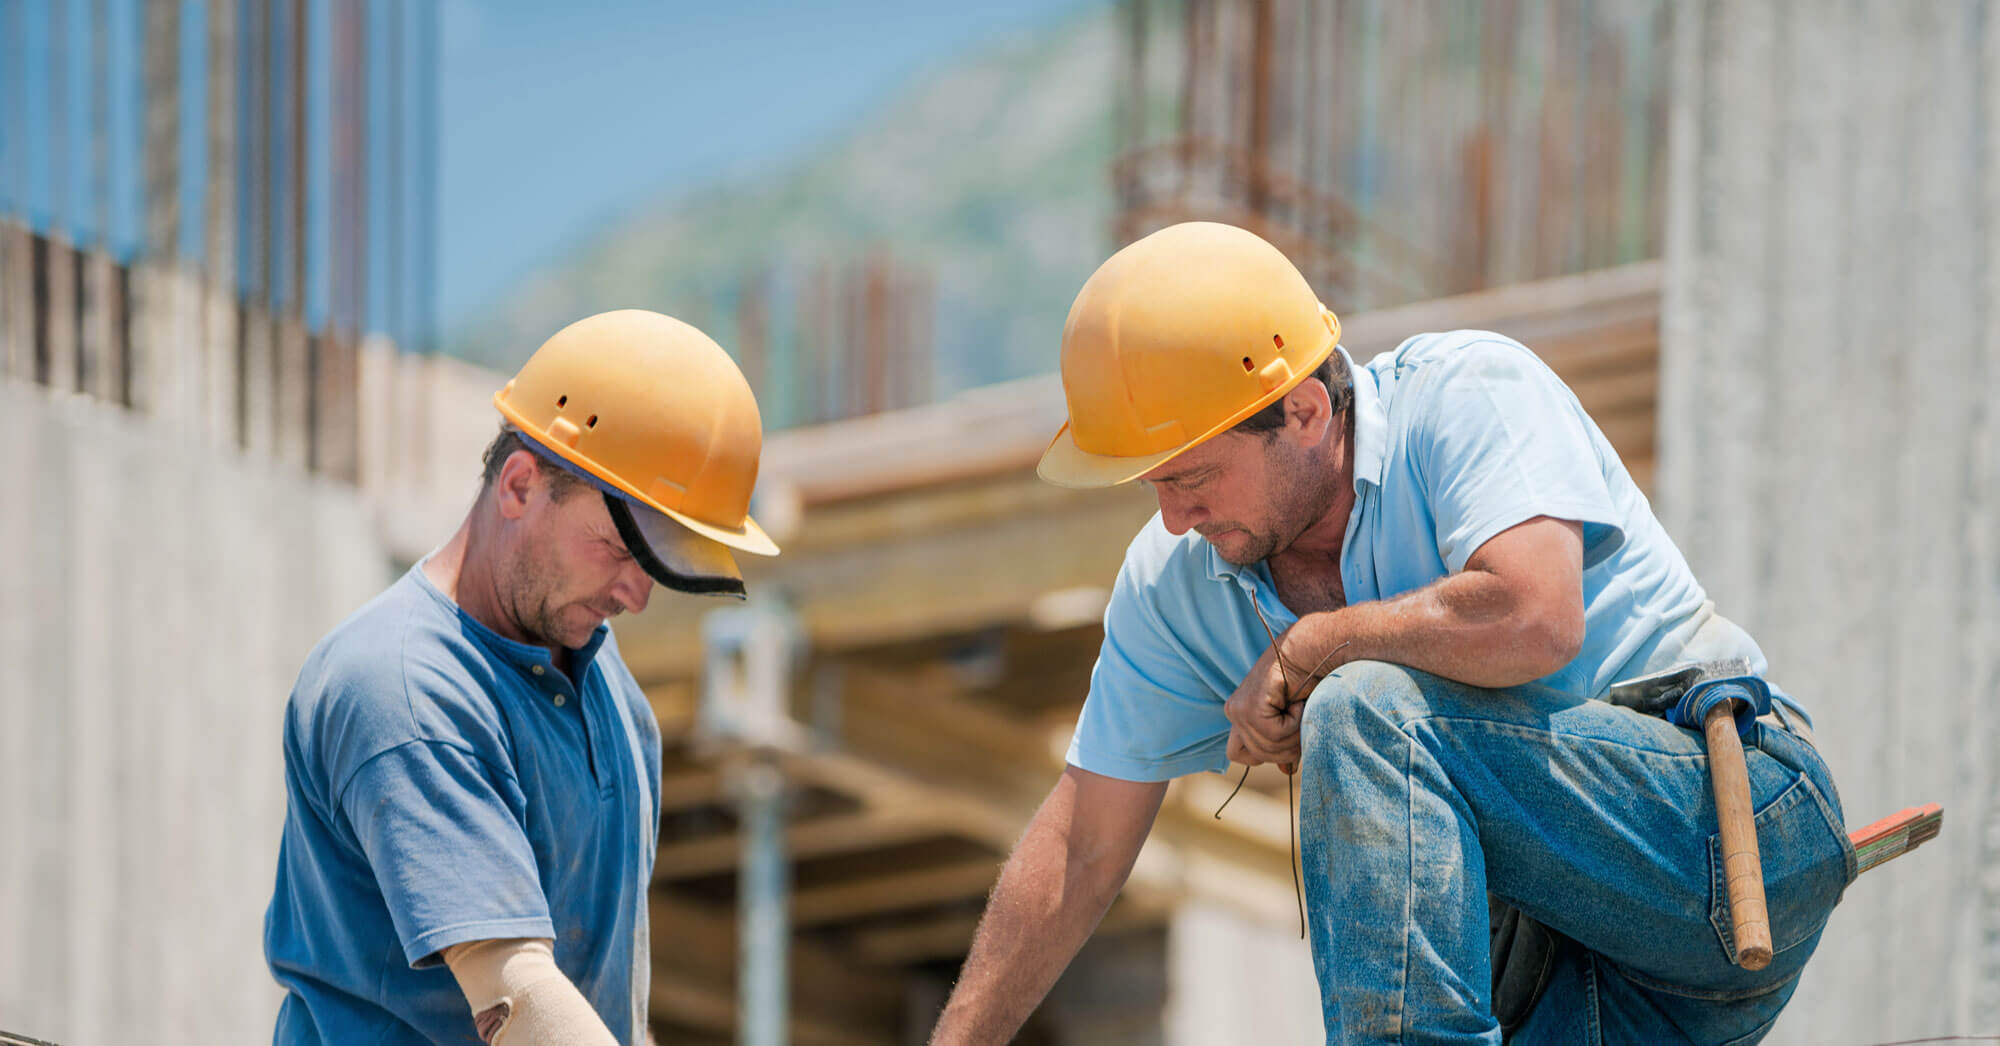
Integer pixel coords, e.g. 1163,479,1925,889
1699,692,1772,969
1608,660,1775,970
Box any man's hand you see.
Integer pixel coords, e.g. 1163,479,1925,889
1223,643,1305,771
931,767,1167,1045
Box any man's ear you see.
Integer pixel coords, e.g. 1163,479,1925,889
493,449,541,520
1283,376,1334,445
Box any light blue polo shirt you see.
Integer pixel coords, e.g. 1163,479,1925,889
265,563,662,1044
1068,330,1797,783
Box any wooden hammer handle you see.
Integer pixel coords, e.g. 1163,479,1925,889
1704,701,1772,970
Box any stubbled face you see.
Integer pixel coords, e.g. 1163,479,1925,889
498,469,654,650
1140,429,1336,566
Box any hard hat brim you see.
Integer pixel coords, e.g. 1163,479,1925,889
1036,422,1191,489
1037,331,1341,490
652,500,781,557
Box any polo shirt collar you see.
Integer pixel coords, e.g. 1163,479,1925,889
1345,345,1388,493
1203,344,1384,589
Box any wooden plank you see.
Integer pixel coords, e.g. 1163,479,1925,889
791,856,1002,927
846,913,986,966
655,809,942,882
749,263,1661,509
649,893,902,1046
847,897,1160,966
658,767,726,814
1537,331,1659,382
1566,365,1658,417
611,266,1660,682
617,491,1156,683
828,665,1302,924
1591,406,1657,462
648,680,697,738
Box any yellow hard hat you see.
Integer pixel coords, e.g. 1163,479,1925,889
494,309,778,597
1037,221,1341,488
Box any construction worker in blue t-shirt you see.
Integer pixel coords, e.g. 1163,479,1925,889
265,310,779,1044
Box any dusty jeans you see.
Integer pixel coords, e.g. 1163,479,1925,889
1297,660,1854,1045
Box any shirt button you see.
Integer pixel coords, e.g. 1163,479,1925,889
553,694,566,707
531,665,545,676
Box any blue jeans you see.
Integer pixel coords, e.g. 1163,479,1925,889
1297,660,1855,1044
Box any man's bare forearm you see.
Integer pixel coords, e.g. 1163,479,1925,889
931,768,1164,1045
1281,518,1589,690
1284,574,1566,688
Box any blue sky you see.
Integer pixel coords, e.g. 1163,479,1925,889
0,0,1097,338
438,0,1101,331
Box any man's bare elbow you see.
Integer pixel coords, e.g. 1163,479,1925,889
1527,606,1586,678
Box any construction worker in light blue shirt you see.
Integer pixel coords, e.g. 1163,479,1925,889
930,222,1851,1045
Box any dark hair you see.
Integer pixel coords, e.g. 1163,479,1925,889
1233,351,1353,436
480,424,587,501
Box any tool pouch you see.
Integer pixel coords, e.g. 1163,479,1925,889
1489,896,1559,1039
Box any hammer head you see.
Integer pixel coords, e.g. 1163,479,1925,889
1603,657,1754,716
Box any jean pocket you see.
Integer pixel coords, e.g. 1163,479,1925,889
1707,772,1849,965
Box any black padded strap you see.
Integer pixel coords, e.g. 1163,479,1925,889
604,493,746,598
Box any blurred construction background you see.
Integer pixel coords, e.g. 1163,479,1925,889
0,1,1993,1043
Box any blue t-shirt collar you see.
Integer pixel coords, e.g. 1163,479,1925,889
407,560,611,674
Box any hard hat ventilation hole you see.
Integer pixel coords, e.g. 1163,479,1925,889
1241,356,1254,371
586,414,598,429
1273,333,1285,349
556,395,568,408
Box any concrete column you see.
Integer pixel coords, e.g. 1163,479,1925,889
1161,902,1318,1045
1660,1,2000,1041
0,379,392,1044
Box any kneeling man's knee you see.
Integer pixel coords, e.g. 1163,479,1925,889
1300,659,1430,752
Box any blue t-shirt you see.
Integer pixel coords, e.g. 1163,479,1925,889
1068,331,1795,782
265,564,662,1044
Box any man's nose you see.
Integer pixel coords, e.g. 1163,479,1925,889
1155,488,1205,536
613,561,653,615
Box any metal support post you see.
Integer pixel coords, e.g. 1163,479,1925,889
700,599,805,1046
735,757,789,1046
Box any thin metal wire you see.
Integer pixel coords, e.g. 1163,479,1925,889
1209,589,1350,939
1288,765,1303,939
1212,764,1252,817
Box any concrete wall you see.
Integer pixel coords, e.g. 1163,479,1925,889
1660,2,2000,1041
356,339,510,565
0,379,392,1045
1162,902,1319,1045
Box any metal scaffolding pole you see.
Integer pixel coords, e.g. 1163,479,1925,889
700,603,806,1046
735,759,789,1046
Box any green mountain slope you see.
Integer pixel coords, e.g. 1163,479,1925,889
448,4,1119,420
